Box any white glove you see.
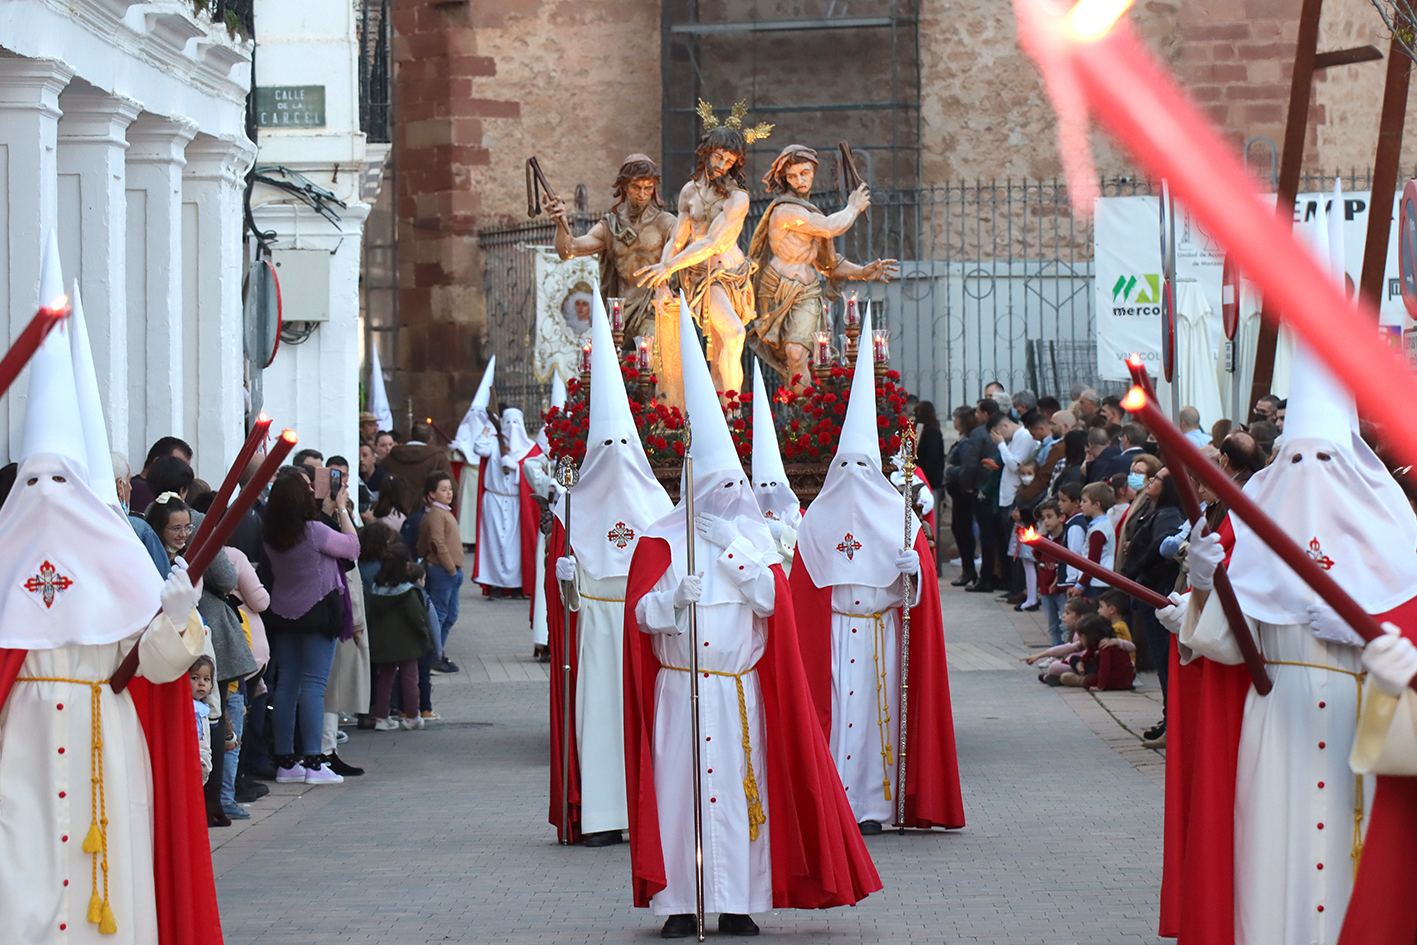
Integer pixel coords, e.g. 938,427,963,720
1363,622,1417,697
1306,601,1367,648
1187,520,1225,592
1156,591,1188,635
895,549,921,575
161,558,204,627
766,518,785,542
695,513,739,549
500,454,518,472
555,556,577,582
673,573,703,608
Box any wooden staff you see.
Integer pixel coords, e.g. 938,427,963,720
1123,385,1417,694
0,295,71,401
525,156,557,218
1021,528,1170,610
556,456,580,845
837,141,869,222
183,414,272,564
1124,355,1271,696
895,425,917,833
683,420,705,942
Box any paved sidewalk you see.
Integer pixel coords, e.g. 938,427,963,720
214,556,1168,944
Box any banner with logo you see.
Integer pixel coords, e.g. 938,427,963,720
1094,191,1403,381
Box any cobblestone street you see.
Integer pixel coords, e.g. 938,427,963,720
214,557,1169,944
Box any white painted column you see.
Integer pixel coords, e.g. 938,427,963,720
57,83,142,459
125,113,196,464
251,202,370,464
181,132,256,482
0,56,73,458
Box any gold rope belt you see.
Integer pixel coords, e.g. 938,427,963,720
1265,659,1367,875
836,610,895,801
578,594,626,603
17,676,117,934
660,662,767,840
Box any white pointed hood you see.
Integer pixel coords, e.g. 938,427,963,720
750,361,799,523
559,294,671,579
1227,195,1417,625
69,282,121,509
0,238,164,648
499,407,536,462
797,311,921,588
452,355,497,460
645,293,774,599
368,341,394,433
535,369,566,453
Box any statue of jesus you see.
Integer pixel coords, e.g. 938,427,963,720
748,145,899,392
636,105,770,396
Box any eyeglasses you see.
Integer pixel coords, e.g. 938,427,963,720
164,523,195,536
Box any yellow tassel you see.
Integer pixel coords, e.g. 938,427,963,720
83,823,102,854
87,893,102,923
883,778,892,802
98,901,117,935
885,743,894,765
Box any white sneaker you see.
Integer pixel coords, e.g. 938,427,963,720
399,716,424,731
303,763,345,785
275,763,307,783
374,718,401,731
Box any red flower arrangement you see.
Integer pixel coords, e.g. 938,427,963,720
542,359,913,469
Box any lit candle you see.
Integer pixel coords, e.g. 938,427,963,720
608,297,625,332
812,331,831,365
1017,0,1417,472
845,295,860,326
1121,387,1409,692
1020,526,1170,609
635,335,652,372
872,328,890,363
580,338,593,374
184,413,272,561
0,294,71,401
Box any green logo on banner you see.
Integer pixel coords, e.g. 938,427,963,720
1111,274,1160,304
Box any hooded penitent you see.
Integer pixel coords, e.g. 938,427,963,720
750,361,799,524
796,310,921,589
560,294,671,580
499,407,536,462
0,236,164,648
69,282,122,511
452,355,497,460
535,369,567,454
368,340,394,433
644,292,774,600
1227,182,1417,626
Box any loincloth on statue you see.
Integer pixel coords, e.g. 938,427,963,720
681,258,756,363
749,264,825,381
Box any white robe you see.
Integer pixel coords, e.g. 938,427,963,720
825,575,920,824
524,457,559,649
635,536,777,916
0,612,204,945
563,570,631,834
473,435,522,589
1188,597,1372,944
457,453,480,545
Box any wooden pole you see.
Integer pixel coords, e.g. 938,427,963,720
1249,0,1324,420
1359,36,1412,311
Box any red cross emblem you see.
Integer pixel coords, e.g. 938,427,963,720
764,510,780,521
607,522,636,549
24,560,73,608
836,532,862,560
1307,537,1335,571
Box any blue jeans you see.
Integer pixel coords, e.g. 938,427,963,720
425,566,462,652
1041,593,1068,646
270,633,339,757
221,688,245,807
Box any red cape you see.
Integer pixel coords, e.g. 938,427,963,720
0,646,223,945
789,532,966,829
544,517,584,844
1339,601,1417,945
622,537,882,909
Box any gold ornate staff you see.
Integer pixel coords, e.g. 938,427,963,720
895,426,918,833
556,456,580,845
682,420,706,941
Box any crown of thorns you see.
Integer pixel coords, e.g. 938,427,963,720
696,99,774,144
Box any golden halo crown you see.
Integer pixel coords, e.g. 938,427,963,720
697,98,774,144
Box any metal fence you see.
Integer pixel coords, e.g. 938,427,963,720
476,173,1379,416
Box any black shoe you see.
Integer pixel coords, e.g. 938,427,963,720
582,830,623,847
718,914,760,936
430,658,461,675
325,752,364,777
1043,674,1062,686
1014,602,1040,612
356,714,377,730
857,819,883,835
233,778,269,803
965,581,997,593
1143,721,1166,741
950,574,977,587
661,914,696,939
533,644,551,663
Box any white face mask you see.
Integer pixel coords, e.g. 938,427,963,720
1019,474,1035,485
